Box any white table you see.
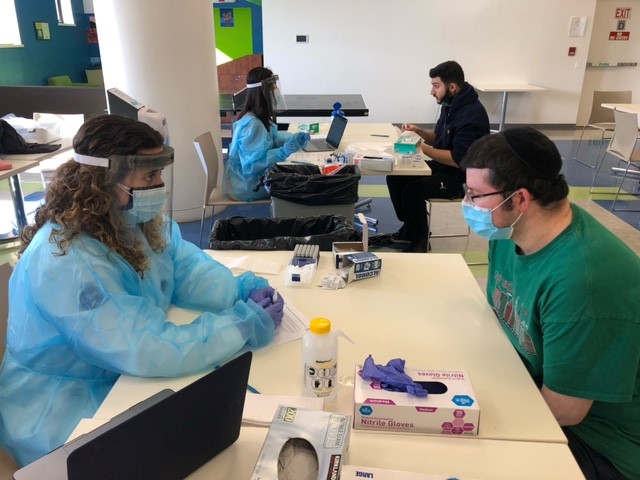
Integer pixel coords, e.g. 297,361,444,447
475,84,546,131
95,251,565,447
2,138,72,231
601,103,640,129
288,122,431,176
185,427,584,480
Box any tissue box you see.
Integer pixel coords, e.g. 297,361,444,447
250,406,350,480
353,154,394,172
394,132,421,154
354,365,479,436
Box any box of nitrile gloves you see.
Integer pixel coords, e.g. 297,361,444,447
250,405,350,480
353,365,479,435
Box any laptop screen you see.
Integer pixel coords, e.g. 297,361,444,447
67,351,252,480
14,351,252,480
326,115,348,148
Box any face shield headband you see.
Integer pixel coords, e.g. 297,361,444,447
246,74,287,113
72,144,175,172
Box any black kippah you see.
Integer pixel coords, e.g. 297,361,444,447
502,127,562,180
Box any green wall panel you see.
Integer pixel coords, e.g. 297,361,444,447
214,8,253,61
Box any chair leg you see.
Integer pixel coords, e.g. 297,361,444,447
589,151,610,194
572,125,590,166
611,166,640,212
198,206,207,248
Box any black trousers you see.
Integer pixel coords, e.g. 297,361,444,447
386,163,465,243
563,427,629,480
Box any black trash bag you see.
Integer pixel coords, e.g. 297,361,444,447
0,119,61,155
259,164,361,206
209,215,361,251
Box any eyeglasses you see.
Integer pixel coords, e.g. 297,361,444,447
462,185,506,204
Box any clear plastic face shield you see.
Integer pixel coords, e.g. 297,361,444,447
73,145,175,238
247,74,287,113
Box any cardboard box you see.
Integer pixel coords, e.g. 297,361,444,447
342,465,470,480
341,252,382,283
333,213,368,269
394,132,421,154
250,406,351,480
395,152,426,168
353,365,479,436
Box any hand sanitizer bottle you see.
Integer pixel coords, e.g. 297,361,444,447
302,317,338,402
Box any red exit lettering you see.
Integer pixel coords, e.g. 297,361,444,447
615,8,631,19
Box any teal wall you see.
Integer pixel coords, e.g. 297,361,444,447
0,0,100,86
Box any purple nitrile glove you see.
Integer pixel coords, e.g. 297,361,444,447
361,355,428,398
249,287,275,308
264,294,285,328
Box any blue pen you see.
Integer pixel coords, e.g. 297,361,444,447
247,384,260,394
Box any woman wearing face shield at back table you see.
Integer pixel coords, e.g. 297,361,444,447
226,66,310,201
0,114,284,467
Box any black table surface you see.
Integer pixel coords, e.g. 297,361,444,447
219,93,368,117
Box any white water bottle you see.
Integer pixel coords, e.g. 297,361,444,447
302,317,338,402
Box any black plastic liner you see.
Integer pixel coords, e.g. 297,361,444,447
209,215,361,251
260,164,361,205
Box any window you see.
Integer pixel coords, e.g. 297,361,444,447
55,0,75,26
0,0,22,46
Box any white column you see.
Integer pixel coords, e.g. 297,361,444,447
93,0,220,222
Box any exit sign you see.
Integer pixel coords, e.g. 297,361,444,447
615,7,631,19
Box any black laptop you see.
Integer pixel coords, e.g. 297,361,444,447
14,351,252,480
303,114,348,152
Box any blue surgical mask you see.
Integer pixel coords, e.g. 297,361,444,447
461,192,522,240
118,183,167,224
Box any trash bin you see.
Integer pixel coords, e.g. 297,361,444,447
209,215,361,251
260,164,361,218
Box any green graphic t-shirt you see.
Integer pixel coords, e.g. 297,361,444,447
487,204,640,478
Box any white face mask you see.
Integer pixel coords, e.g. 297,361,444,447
118,183,167,224
461,191,522,240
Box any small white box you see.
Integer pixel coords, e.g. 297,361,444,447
395,152,426,168
250,405,351,480
340,252,382,283
354,365,480,436
353,153,394,172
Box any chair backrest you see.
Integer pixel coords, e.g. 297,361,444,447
0,262,12,358
608,109,639,161
589,90,632,124
231,88,247,114
193,132,220,204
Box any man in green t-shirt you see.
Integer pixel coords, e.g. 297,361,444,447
461,127,640,480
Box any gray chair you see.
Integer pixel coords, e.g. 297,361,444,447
193,132,269,248
573,90,632,169
590,109,640,212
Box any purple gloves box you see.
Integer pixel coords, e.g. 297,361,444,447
353,365,480,436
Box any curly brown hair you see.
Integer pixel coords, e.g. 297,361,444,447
19,115,168,276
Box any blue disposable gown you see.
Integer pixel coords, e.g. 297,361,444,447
0,220,274,466
226,113,294,201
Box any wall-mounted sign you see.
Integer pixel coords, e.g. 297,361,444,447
34,22,50,40
615,7,631,19
609,31,630,40
617,20,626,30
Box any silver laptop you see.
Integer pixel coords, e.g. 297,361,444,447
303,115,348,152
14,351,252,480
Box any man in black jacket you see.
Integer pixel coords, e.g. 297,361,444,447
387,60,490,252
